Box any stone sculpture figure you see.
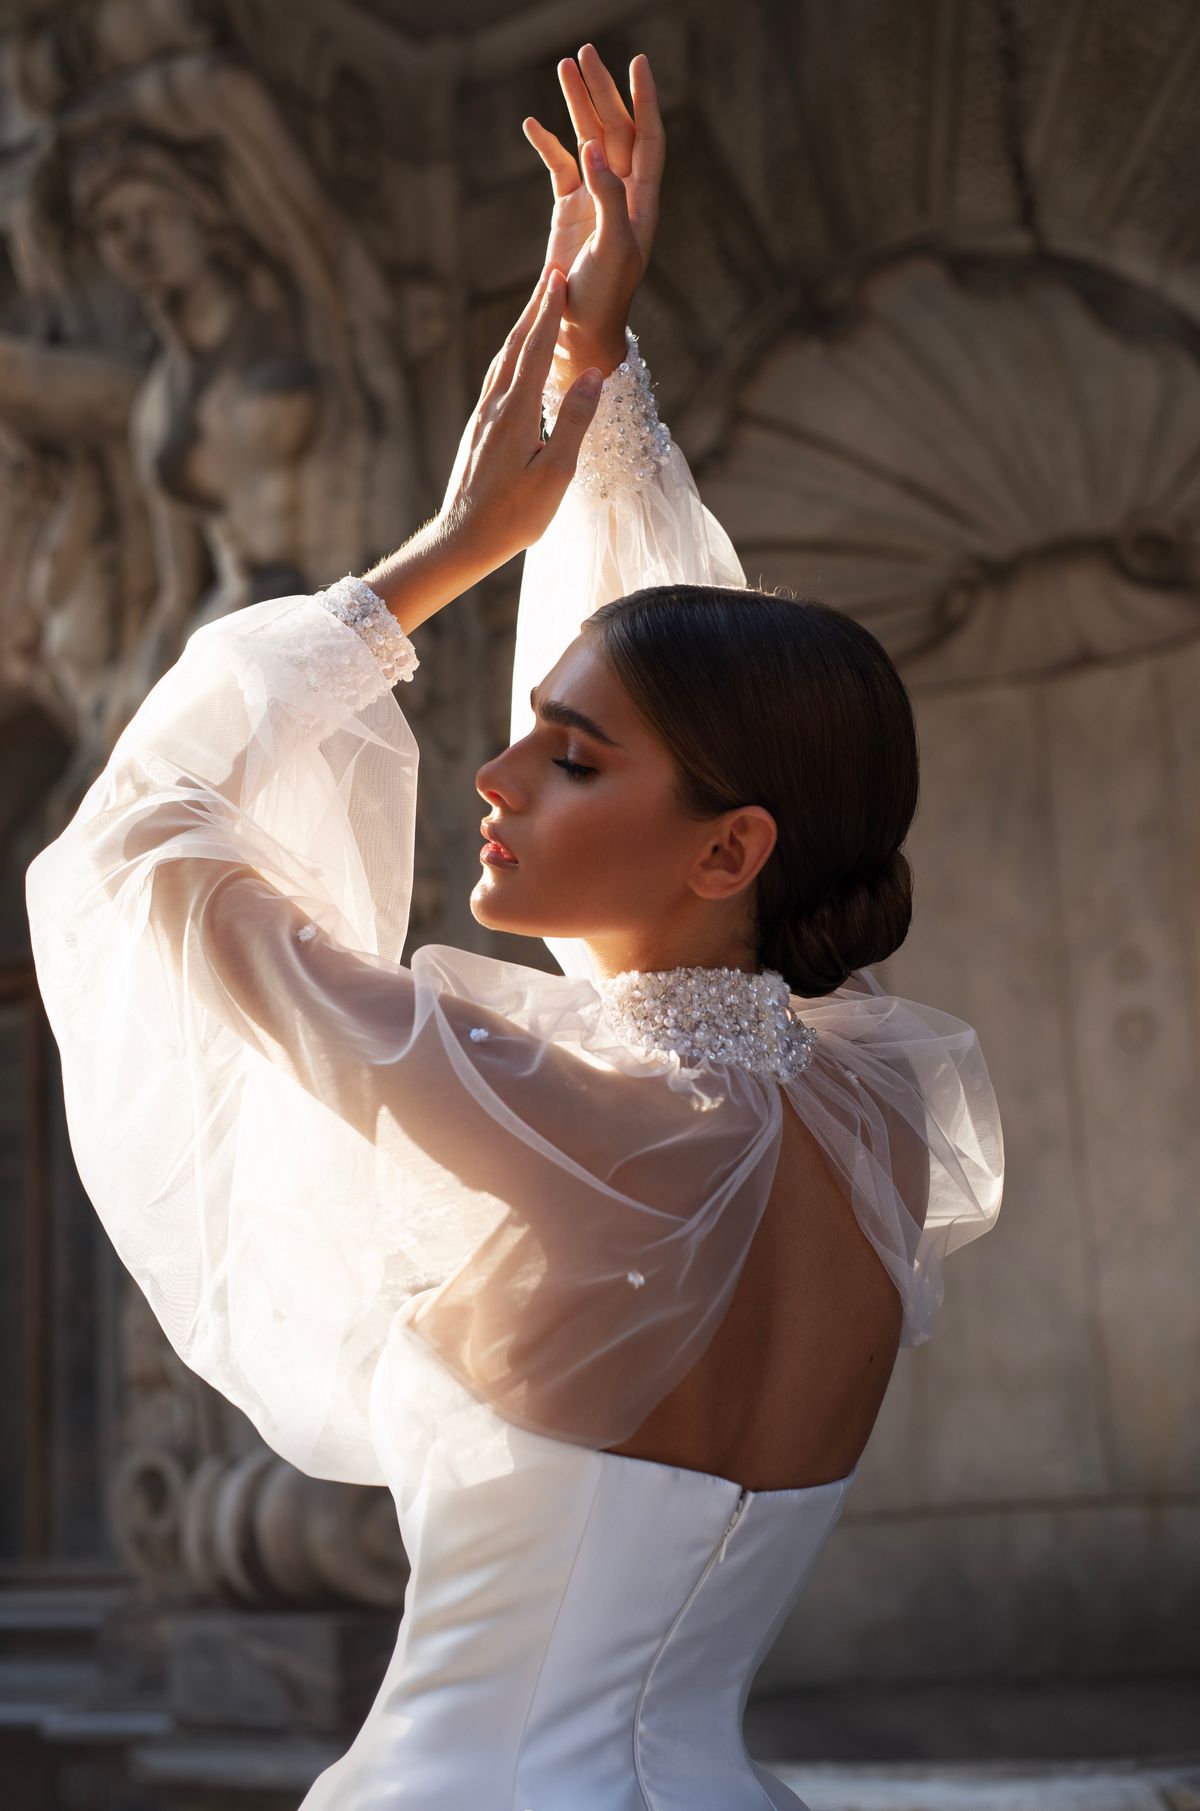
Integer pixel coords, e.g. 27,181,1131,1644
0,333,145,767
7,45,418,753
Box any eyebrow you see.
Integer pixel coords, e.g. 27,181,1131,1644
529,685,624,749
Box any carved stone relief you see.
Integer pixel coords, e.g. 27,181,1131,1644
6,42,417,772
702,256,1200,689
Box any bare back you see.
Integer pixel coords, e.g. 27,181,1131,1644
603,1089,909,1491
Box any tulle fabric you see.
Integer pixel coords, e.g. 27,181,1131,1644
25,375,1003,1490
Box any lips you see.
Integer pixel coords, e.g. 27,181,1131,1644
479,819,518,863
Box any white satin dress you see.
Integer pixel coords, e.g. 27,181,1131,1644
26,330,1003,1811
304,1316,855,1811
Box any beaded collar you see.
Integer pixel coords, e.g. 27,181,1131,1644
596,964,817,1082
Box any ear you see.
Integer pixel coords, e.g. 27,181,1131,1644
688,807,778,902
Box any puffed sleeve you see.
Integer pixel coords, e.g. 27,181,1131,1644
25,575,783,1486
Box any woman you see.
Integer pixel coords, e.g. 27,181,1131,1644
25,47,1003,1811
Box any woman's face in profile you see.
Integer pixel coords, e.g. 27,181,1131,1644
471,636,719,953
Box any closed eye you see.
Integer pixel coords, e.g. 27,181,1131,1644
552,757,597,781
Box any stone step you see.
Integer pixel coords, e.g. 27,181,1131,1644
130,1735,343,1811
123,1745,1200,1811
0,1583,129,1664
0,1656,97,1719
39,1705,174,1744
773,1759,1200,1811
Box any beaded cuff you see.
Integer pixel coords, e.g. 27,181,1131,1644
542,325,673,500
596,964,817,1083
316,574,420,687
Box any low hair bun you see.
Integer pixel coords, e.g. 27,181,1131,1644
761,848,914,1000
584,586,920,1001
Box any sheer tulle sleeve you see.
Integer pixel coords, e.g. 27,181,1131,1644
24,336,1003,1491
24,575,789,1485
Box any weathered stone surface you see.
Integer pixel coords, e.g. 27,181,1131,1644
771,1760,1200,1811
165,1609,398,1734
761,1498,1200,1689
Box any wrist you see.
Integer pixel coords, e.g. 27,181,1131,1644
549,323,630,391
541,324,671,499
363,512,497,637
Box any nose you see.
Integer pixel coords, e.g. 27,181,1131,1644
475,748,513,808
476,737,533,810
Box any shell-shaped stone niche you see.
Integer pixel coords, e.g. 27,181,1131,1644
703,257,1200,686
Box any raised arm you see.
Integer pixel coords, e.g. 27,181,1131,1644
25,264,770,1484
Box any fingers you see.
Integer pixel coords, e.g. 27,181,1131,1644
541,367,604,479
557,54,604,151
577,42,635,173
522,115,582,198
557,48,662,194
629,53,666,188
579,138,636,253
508,266,568,400
484,265,555,398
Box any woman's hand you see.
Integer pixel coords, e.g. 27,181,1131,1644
363,267,602,634
440,265,603,560
523,46,665,387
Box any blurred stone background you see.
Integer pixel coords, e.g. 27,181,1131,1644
1,0,1198,1806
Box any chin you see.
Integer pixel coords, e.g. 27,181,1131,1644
469,879,580,940
468,891,502,929
469,882,531,934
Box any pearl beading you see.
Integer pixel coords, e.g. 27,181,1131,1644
316,574,420,687
596,964,817,1082
543,325,673,499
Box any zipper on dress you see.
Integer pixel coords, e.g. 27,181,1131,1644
716,1487,748,1564
631,1482,753,1804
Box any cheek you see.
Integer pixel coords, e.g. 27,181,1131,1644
542,778,680,883
163,218,205,265
96,226,129,268
471,766,690,937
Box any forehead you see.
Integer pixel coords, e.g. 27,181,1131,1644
537,637,644,735
91,175,176,220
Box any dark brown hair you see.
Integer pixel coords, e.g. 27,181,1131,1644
583,584,919,999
